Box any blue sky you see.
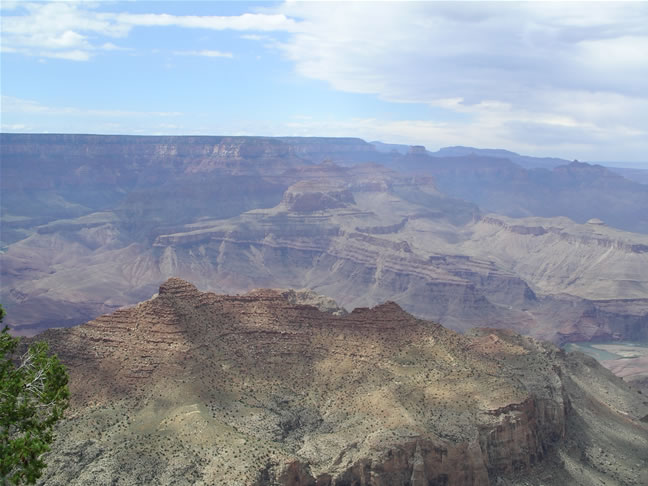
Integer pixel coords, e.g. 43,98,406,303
2,1,648,165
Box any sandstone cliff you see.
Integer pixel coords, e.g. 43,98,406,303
31,279,648,486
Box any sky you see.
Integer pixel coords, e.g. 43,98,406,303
1,1,648,166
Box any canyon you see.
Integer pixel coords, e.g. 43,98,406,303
29,278,648,485
1,134,648,388
3,134,648,484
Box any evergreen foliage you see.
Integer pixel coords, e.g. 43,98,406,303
0,305,69,485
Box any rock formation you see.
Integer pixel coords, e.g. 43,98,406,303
382,149,648,235
2,134,647,364
31,279,648,485
3,152,648,350
281,181,356,212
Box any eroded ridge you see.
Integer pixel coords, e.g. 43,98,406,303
32,278,648,486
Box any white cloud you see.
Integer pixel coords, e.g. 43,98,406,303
1,96,181,118
240,34,269,41
43,49,91,61
173,50,233,59
1,123,29,131
0,96,185,136
100,42,130,52
1,1,300,61
114,12,299,32
267,1,648,159
2,1,647,161
274,2,648,101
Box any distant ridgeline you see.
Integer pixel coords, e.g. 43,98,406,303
3,133,647,234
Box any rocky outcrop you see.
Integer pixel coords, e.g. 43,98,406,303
281,182,356,212
356,218,408,235
32,279,648,486
407,145,427,156
478,216,648,253
555,298,648,343
6,176,647,345
146,218,522,334
463,214,648,302
274,288,347,316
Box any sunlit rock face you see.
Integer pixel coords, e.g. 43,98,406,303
31,279,648,486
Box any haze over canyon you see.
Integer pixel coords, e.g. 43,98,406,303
2,134,648,384
2,133,648,485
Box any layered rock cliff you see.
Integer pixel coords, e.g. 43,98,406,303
460,215,648,300
4,157,648,347
32,279,648,485
2,135,647,351
382,151,648,234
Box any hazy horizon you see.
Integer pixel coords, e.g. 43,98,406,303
2,1,647,165
2,131,648,170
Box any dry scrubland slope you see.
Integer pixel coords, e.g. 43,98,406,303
31,279,648,486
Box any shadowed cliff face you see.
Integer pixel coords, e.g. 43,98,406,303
30,279,648,486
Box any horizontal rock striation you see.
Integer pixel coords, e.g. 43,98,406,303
462,214,648,304
3,135,647,349
0,134,376,189
355,217,409,235
281,182,357,213
555,298,648,343
479,216,648,253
